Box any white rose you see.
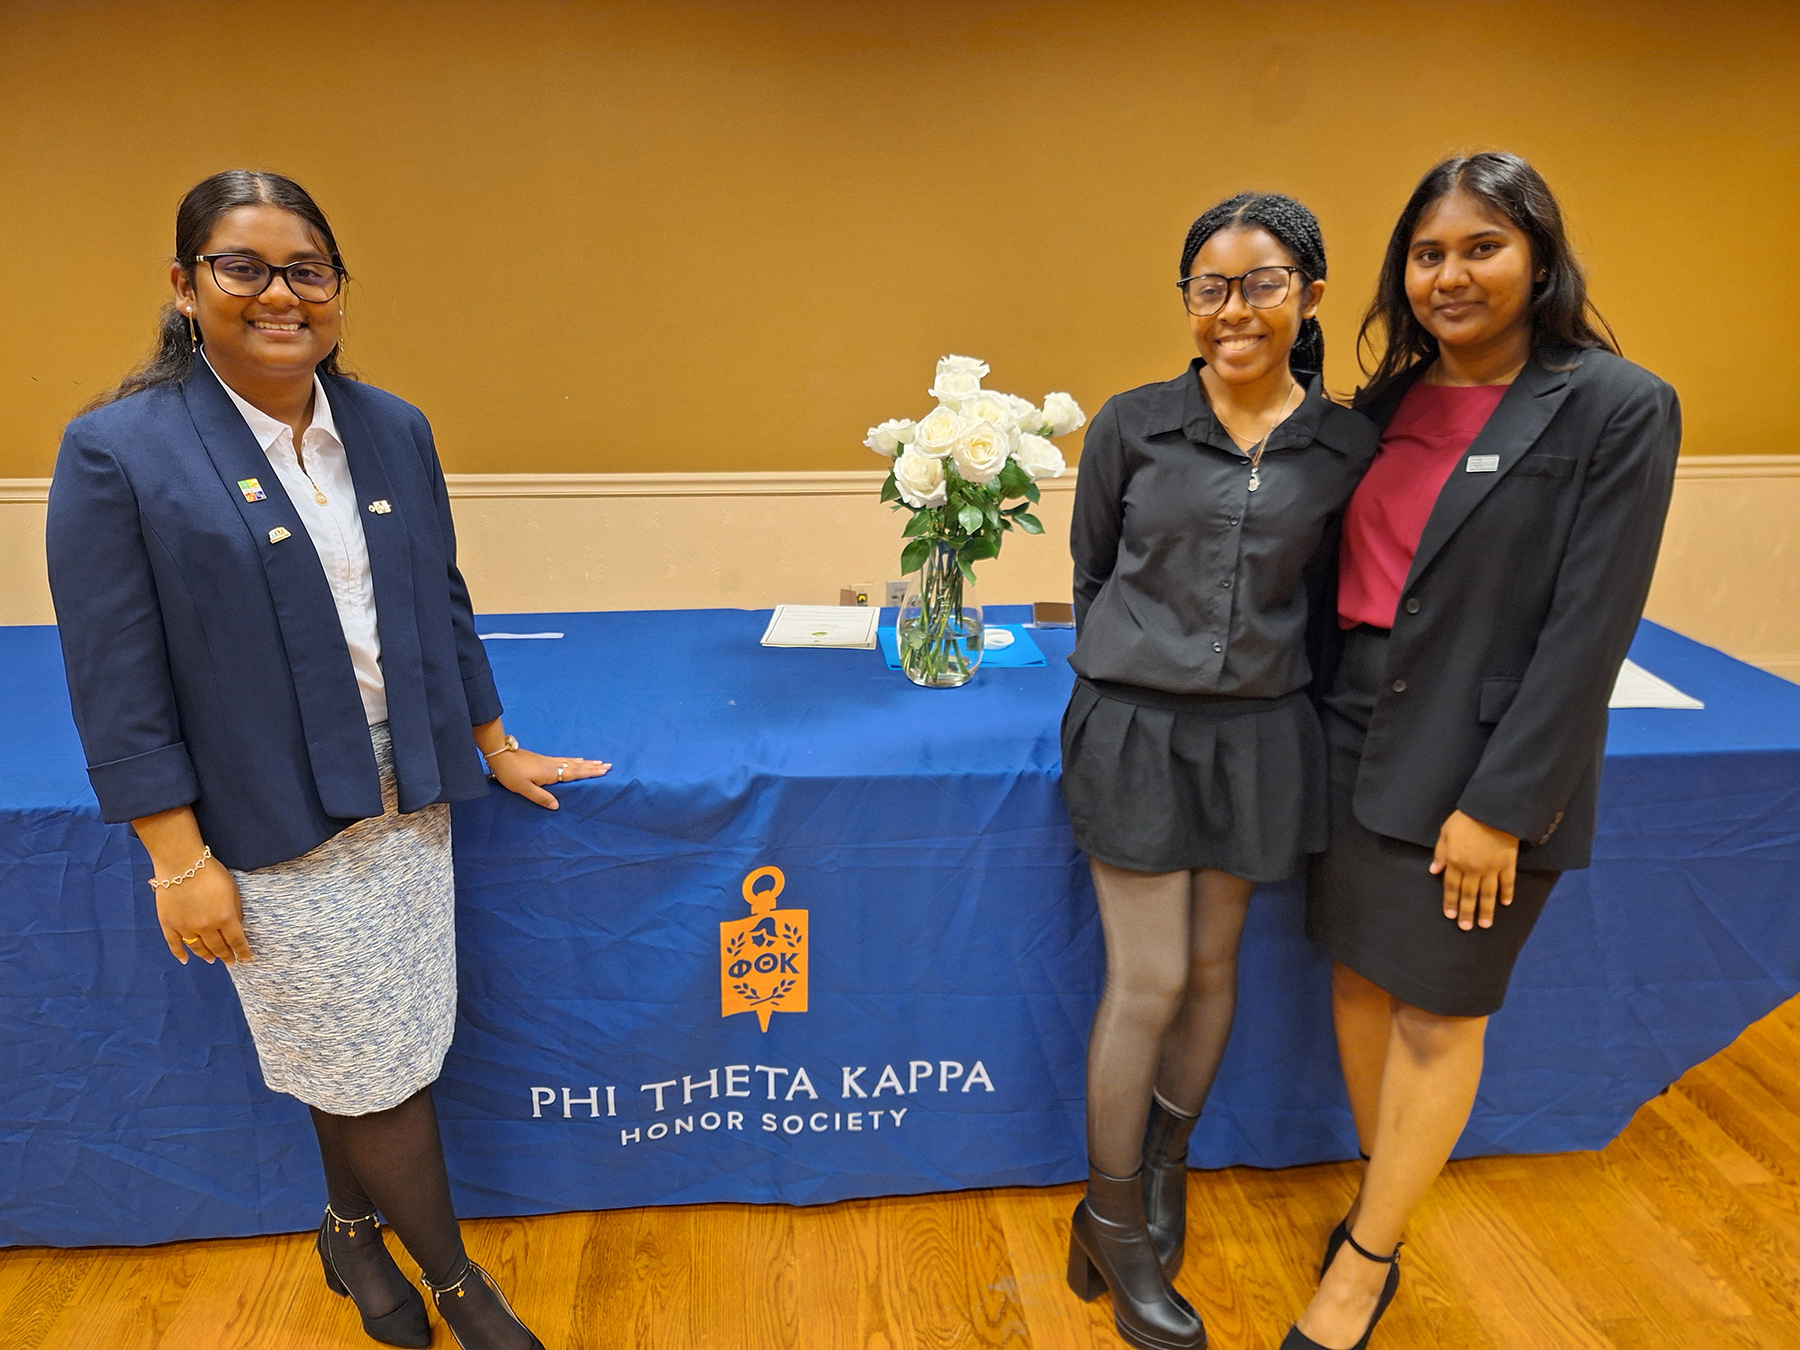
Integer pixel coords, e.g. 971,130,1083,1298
935,354,990,381
1004,394,1043,433
962,390,1020,431
893,449,948,508
911,404,964,458
863,418,915,457
1012,432,1066,481
929,368,983,406
1040,391,1087,436
952,422,1010,485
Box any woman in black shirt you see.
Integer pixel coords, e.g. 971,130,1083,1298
1062,193,1375,1350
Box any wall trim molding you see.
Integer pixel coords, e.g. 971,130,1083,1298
3,455,1790,504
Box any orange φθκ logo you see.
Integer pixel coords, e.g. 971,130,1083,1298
720,866,807,1031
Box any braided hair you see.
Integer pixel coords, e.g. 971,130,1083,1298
1179,192,1328,377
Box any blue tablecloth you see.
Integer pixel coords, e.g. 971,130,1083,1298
3,608,1798,1247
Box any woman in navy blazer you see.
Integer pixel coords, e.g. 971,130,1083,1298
47,171,599,1350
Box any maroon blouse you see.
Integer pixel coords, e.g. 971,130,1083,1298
1338,381,1508,629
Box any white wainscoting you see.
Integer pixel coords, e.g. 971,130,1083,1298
4,458,1796,680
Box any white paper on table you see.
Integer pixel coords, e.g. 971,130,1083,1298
759,605,880,649
479,632,565,640
1609,659,1704,709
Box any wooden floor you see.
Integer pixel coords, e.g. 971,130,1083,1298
6,995,1800,1350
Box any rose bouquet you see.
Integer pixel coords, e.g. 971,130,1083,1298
865,355,1085,686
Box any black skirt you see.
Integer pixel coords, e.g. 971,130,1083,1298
1059,677,1327,882
1305,627,1561,1017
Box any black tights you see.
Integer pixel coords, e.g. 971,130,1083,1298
1085,858,1255,1177
312,1086,534,1349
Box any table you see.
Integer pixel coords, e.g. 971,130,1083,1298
3,609,1798,1248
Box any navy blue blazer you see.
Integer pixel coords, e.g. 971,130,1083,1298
46,362,502,871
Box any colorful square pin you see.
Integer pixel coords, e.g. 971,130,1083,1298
237,478,267,502
267,527,291,543
367,499,392,514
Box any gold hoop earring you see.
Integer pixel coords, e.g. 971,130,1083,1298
186,310,198,353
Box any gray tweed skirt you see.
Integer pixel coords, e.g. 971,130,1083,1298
226,723,456,1116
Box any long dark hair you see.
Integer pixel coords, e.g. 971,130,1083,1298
85,169,353,412
1358,152,1619,394
1180,191,1328,377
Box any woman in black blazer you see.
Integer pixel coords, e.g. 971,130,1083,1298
1283,154,1680,1350
47,170,603,1350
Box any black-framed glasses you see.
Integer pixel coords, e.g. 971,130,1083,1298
194,253,345,302
1177,266,1301,317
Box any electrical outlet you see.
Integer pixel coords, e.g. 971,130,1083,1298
839,584,874,607
884,580,909,608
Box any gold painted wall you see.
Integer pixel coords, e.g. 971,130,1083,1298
3,0,1795,475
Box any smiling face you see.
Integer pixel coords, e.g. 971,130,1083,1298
1404,189,1542,357
172,204,342,383
1185,225,1323,386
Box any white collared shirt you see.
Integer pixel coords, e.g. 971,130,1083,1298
206,356,387,724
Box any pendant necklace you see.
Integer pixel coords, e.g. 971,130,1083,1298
1218,381,1300,493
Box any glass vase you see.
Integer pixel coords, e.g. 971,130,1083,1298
897,541,984,688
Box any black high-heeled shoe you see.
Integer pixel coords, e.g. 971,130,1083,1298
423,1257,546,1350
1067,1165,1206,1350
316,1207,432,1348
1282,1228,1401,1350
1142,1096,1200,1279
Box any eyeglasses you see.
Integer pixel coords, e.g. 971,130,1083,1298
194,253,345,302
1177,266,1302,317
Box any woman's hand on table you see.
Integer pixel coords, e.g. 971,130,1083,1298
490,747,611,810
1430,809,1519,931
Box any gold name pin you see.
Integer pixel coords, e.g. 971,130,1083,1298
267,527,291,543
368,499,392,514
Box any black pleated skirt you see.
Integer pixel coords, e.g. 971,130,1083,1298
1059,677,1327,882
1305,627,1561,1017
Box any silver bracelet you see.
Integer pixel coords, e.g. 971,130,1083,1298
148,846,213,891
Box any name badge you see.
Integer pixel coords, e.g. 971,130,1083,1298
1466,454,1500,473
267,527,292,543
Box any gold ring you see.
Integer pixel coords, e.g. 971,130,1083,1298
180,935,202,946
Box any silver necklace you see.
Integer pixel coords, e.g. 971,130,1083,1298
1217,382,1301,492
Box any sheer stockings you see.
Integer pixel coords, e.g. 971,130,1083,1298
310,1088,538,1350
1085,858,1255,1176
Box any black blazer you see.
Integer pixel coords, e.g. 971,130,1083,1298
1342,346,1680,872
47,363,502,872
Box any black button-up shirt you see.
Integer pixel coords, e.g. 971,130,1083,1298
1070,362,1377,697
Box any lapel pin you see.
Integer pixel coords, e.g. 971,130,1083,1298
267,527,292,543
368,499,392,514
1465,454,1500,473
237,478,267,502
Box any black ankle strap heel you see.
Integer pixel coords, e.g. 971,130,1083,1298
1284,1226,1402,1350
422,1259,546,1350
316,1207,430,1348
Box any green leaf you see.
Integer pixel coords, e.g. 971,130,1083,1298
997,460,1030,495
900,537,932,576
962,533,1001,561
1015,512,1044,534
902,509,937,537
1024,481,1041,504
879,473,900,503
957,504,984,534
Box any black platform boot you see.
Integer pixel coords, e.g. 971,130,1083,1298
316,1207,432,1348
1142,1096,1200,1279
1067,1165,1206,1350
